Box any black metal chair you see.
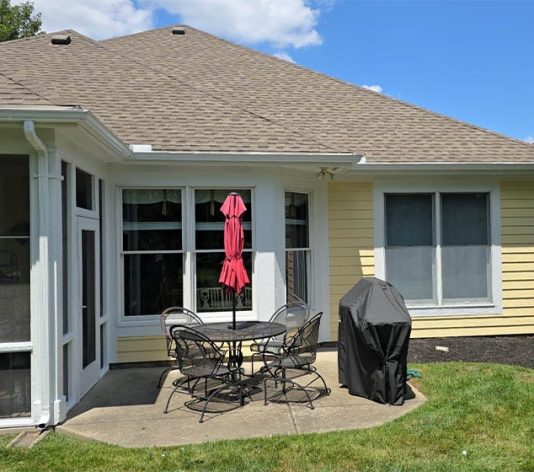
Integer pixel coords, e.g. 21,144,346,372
157,307,203,388
263,312,330,409
250,302,309,374
164,325,244,423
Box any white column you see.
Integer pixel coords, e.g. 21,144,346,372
48,150,66,424
253,178,286,320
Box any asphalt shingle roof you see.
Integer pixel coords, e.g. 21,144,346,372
0,72,51,105
1,26,533,162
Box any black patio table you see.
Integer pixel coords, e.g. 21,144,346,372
181,320,286,368
179,321,287,405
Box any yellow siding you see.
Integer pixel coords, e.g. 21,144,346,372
328,182,375,340
327,180,534,342
500,181,534,328
116,336,260,363
116,336,167,363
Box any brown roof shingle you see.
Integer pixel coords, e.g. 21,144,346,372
0,72,52,105
1,26,533,162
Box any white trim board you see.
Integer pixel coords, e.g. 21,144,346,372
373,180,502,317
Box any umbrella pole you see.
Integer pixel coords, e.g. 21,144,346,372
232,290,237,330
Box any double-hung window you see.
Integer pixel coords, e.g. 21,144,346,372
383,191,494,310
194,189,253,313
122,189,183,316
121,188,254,317
285,192,311,304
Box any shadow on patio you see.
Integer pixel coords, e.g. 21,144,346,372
59,350,426,448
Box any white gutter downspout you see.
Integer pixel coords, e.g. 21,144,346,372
23,120,53,428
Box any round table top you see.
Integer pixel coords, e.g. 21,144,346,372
180,321,286,342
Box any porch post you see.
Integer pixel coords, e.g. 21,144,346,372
25,122,64,427
48,151,66,424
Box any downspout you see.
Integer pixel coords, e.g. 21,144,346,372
23,120,53,428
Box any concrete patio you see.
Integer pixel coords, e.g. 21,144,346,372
58,350,426,448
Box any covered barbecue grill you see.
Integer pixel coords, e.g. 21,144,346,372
338,277,411,405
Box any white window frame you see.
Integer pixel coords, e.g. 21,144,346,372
284,190,313,306
119,186,185,323
118,186,256,324
374,181,502,317
191,186,255,322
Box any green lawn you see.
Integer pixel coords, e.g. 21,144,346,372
1,363,533,471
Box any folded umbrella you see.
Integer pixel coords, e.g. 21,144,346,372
219,192,250,329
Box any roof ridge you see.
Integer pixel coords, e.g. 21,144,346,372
93,31,348,154
170,25,534,152
99,24,185,43
0,70,54,105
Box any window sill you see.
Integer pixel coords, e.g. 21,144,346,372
407,304,501,317
117,311,258,328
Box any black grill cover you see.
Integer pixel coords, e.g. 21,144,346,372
338,277,411,405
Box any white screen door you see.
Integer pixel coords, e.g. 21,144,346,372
77,217,100,397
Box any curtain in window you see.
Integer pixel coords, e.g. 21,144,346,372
122,189,181,204
385,194,435,303
441,193,489,301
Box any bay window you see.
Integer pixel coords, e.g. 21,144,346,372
285,192,310,304
383,191,493,309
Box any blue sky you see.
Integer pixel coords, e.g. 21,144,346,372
29,0,534,142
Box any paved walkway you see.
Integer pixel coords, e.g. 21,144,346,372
58,350,426,447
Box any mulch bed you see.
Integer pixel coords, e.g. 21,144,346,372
408,335,534,369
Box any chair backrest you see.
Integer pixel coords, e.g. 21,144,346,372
287,312,323,365
161,307,203,335
270,303,310,342
160,307,203,356
170,325,225,378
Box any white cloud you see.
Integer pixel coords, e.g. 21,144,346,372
525,136,534,144
361,84,383,93
15,0,328,49
144,0,322,48
15,0,153,39
273,51,296,63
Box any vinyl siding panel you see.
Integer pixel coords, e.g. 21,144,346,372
328,182,375,340
116,336,167,363
116,337,257,363
327,180,534,342
500,181,534,332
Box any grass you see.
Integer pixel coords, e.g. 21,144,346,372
0,362,533,471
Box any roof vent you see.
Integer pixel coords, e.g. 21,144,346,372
51,34,71,45
171,26,185,35
129,144,153,153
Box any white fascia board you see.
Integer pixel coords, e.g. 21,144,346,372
0,107,131,161
130,151,362,166
352,162,534,174
0,106,87,123
80,112,131,161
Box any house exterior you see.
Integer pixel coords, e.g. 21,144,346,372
0,26,533,429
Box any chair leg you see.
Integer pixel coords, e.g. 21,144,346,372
164,376,191,414
199,382,231,424
157,366,176,388
302,366,331,396
313,370,331,396
289,380,315,409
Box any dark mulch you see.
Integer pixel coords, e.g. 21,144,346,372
408,335,534,369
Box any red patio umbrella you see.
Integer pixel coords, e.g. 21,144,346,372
219,192,250,329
